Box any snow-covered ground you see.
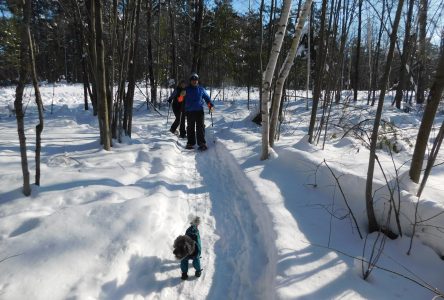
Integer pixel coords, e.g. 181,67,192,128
0,84,443,299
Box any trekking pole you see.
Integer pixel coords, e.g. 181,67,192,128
209,108,215,143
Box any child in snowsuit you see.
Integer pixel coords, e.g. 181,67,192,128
184,73,214,150
173,217,202,280
168,80,187,138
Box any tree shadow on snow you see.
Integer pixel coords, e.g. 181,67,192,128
100,255,181,300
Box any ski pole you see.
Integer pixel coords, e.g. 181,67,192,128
209,108,215,143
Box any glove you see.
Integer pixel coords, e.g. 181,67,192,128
208,103,214,112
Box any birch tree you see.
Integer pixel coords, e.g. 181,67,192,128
260,0,293,160
269,0,312,147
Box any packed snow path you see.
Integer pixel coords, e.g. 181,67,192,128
127,114,276,299
139,140,275,298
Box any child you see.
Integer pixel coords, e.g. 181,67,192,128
167,80,187,138
172,216,202,280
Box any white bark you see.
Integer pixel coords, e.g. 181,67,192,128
269,0,313,147
260,0,293,160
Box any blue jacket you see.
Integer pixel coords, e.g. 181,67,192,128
184,85,214,112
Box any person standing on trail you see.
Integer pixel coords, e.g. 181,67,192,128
167,80,187,138
184,73,214,150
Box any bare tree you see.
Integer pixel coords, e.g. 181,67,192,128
416,0,428,104
308,0,328,144
365,0,405,233
14,0,33,196
29,35,44,186
393,0,415,109
124,0,142,138
353,0,362,102
168,0,178,83
191,0,204,73
93,0,111,150
146,0,156,105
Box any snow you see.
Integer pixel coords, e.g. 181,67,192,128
0,84,443,299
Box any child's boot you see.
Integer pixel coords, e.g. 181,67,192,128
195,270,202,277
181,272,188,280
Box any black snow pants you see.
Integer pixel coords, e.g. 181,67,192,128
170,103,186,137
186,110,206,146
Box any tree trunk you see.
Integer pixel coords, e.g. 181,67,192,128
416,0,427,104
168,0,177,83
409,49,444,183
353,0,362,102
417,119,444,198
258,0,265,118
124,0,142,138
29,34,44,186
370,0,386,106
14,0,32,196
191,0,204,73
146,0,156,104
393,0,415,109
269,0,312,147
260,0,292,160
308,0,328,143
365,0,405,233
94,0,111,150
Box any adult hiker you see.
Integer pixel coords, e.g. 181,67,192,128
184,73,214,151
167,80,187,138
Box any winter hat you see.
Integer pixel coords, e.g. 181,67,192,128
189,215,201,226
190,73,199,81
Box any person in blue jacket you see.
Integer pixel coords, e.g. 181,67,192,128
184,73,214,150
180,217,202,280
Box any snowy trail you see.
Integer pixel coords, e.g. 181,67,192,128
195,143,276,300
129,113,276,299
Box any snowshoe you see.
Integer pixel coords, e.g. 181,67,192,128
197,144,208,151
181,272,188,280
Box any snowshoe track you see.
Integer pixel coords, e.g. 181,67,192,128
195,143,276,299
